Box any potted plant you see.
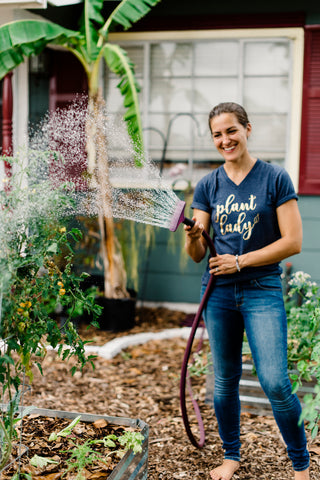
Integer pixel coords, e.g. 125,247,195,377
285,271,320,440
0,0,162,305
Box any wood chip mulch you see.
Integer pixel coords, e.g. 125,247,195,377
7,307,320,479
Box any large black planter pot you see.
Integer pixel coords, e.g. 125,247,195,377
78,275,136,332
96,295,136,332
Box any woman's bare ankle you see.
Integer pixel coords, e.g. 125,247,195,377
210,459,240,480
294,467,310,480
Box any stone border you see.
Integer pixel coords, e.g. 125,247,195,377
84,327,208,360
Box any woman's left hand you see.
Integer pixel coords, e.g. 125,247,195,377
209,254,239,276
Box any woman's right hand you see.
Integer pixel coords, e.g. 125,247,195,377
184,217,204,241
184,209,210,263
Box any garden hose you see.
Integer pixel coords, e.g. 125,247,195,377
179,226,217,448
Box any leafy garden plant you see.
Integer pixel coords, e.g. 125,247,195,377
188,349,213,378
0,151,102,470
60,431,144,479
285,271,320,438
29,416,144,480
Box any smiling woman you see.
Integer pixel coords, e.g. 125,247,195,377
209,104,253,181
184,102,309,480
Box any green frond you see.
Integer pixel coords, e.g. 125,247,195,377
100,0,162,39
103,43,143,165
0,20,82,80
82,0,104,58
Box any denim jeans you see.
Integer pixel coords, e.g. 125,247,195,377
201,274,310,472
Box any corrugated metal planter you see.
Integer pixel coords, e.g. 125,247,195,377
1,407,149,480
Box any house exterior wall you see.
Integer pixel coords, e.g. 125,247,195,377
2,1,320,303
135,217,204,303
125,1,320,303
137,195,320,303
291,197,320,286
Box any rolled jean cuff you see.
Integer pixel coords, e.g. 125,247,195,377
294,464,310,472
225,455,241,462
289,445,310,472
292,458,310,472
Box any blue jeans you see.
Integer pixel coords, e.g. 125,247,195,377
202,275,310,472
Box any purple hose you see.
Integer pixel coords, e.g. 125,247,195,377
179,227,216,448
168,199,217,447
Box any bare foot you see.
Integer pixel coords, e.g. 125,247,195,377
294,468,310,480
210,459,240,480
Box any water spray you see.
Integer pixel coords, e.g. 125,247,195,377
25,100,215,449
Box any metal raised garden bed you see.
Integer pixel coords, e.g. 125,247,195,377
1,407,149,480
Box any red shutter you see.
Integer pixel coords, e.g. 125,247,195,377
1,73,13,182
299,26,320,194
49,50,88,111
0,79,2,155
48,50,88,191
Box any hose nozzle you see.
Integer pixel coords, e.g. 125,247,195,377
169,200,195,232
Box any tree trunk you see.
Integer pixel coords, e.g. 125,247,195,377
87,91,129,299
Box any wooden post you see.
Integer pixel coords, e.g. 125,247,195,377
2,72,13,179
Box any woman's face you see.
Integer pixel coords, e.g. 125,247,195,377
209,112,251,164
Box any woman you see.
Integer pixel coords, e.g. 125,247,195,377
184,102,310,480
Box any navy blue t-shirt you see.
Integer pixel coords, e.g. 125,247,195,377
191,159,298,285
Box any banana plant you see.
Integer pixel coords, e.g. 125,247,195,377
0,0,162,298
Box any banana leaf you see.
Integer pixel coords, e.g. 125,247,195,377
103,43,143,163
0,0,163,159
0,20,82,80
82,0,104,58
100,0,162,38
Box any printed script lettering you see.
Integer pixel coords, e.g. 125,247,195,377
215,194,259,240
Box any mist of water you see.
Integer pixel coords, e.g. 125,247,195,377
26,96,182,229
109,156,182,229
0,97,185,324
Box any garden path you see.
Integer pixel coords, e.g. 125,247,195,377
24,306,320,479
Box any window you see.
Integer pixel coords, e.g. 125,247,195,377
106,29,304,187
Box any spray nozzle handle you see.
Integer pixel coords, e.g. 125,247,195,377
182,217,195,229
183,217,216,257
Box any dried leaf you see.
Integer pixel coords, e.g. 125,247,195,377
309,446,320,455
93,419,108,429
30,454,59,468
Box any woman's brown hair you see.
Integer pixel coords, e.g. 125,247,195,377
208,102,250,132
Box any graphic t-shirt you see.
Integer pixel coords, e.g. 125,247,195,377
191,159,298,285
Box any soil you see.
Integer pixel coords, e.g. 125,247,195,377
5,415,140,479
7,307,320,479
